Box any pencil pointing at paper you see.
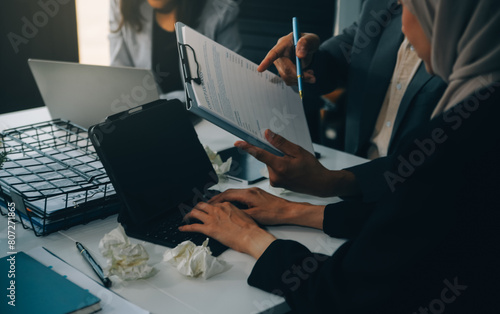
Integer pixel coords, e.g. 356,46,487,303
292,17,303,99
256,20,319,88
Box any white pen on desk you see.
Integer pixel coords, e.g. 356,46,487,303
76,242,112,288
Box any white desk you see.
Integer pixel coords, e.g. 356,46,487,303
0,107,368,314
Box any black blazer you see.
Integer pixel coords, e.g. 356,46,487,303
247,84,500,313
306,0,447,157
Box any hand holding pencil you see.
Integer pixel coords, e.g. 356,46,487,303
292,17,303,99
257,22,320,88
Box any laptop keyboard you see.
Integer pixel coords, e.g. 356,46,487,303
140,190,229,256
146,209,205,240
125,190,253,256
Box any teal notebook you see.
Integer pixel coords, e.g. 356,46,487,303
1,252,101,314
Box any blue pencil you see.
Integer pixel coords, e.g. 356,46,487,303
292,17,303,100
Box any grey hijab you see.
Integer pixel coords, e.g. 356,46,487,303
402,0,500,117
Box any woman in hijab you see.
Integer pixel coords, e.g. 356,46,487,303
180,0,500,312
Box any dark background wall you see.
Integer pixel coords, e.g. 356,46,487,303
238,0,336,65
238,0,336,143
0,0,79,114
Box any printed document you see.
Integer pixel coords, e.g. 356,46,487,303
178,24,314,155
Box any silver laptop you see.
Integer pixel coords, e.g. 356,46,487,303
28,59,160,129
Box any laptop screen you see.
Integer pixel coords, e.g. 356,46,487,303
90,100,217,225
28,59,160,129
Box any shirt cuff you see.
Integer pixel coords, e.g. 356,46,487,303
323,201,374,239
344,156,393,203
247,239,312,294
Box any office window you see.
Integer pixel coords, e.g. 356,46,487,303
76,0,109,65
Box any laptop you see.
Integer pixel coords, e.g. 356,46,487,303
89,99,228,256
28,59,160,129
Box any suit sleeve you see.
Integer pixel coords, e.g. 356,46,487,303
344,156,394,203
249,185,457,314
322,201,374,239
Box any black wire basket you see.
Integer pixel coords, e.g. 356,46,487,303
0,120,120,236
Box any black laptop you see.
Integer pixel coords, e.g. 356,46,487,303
89,99,228,256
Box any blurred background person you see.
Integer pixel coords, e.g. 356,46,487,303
109,0,241,100
258,0,447,159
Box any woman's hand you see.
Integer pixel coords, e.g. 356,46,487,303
236,130,353,197
257,32,320,85
208,187,326,229
179,202,276,259
208,187,297,225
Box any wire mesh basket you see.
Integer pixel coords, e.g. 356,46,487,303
0,119,120,236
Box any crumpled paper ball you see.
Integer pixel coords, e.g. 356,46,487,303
204,146,232,176
99,225,157,280
163,238,230,279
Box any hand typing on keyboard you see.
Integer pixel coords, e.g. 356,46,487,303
179,187,325,259
182,200,248,225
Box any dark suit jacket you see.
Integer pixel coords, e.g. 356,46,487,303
247,84,500,313
306,0,447,158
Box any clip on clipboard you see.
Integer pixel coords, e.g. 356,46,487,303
179,42,201,112
179,43,201,86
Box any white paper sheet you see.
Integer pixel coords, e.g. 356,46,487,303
180,25,314,155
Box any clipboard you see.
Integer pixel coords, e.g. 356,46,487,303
176,22,314,157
